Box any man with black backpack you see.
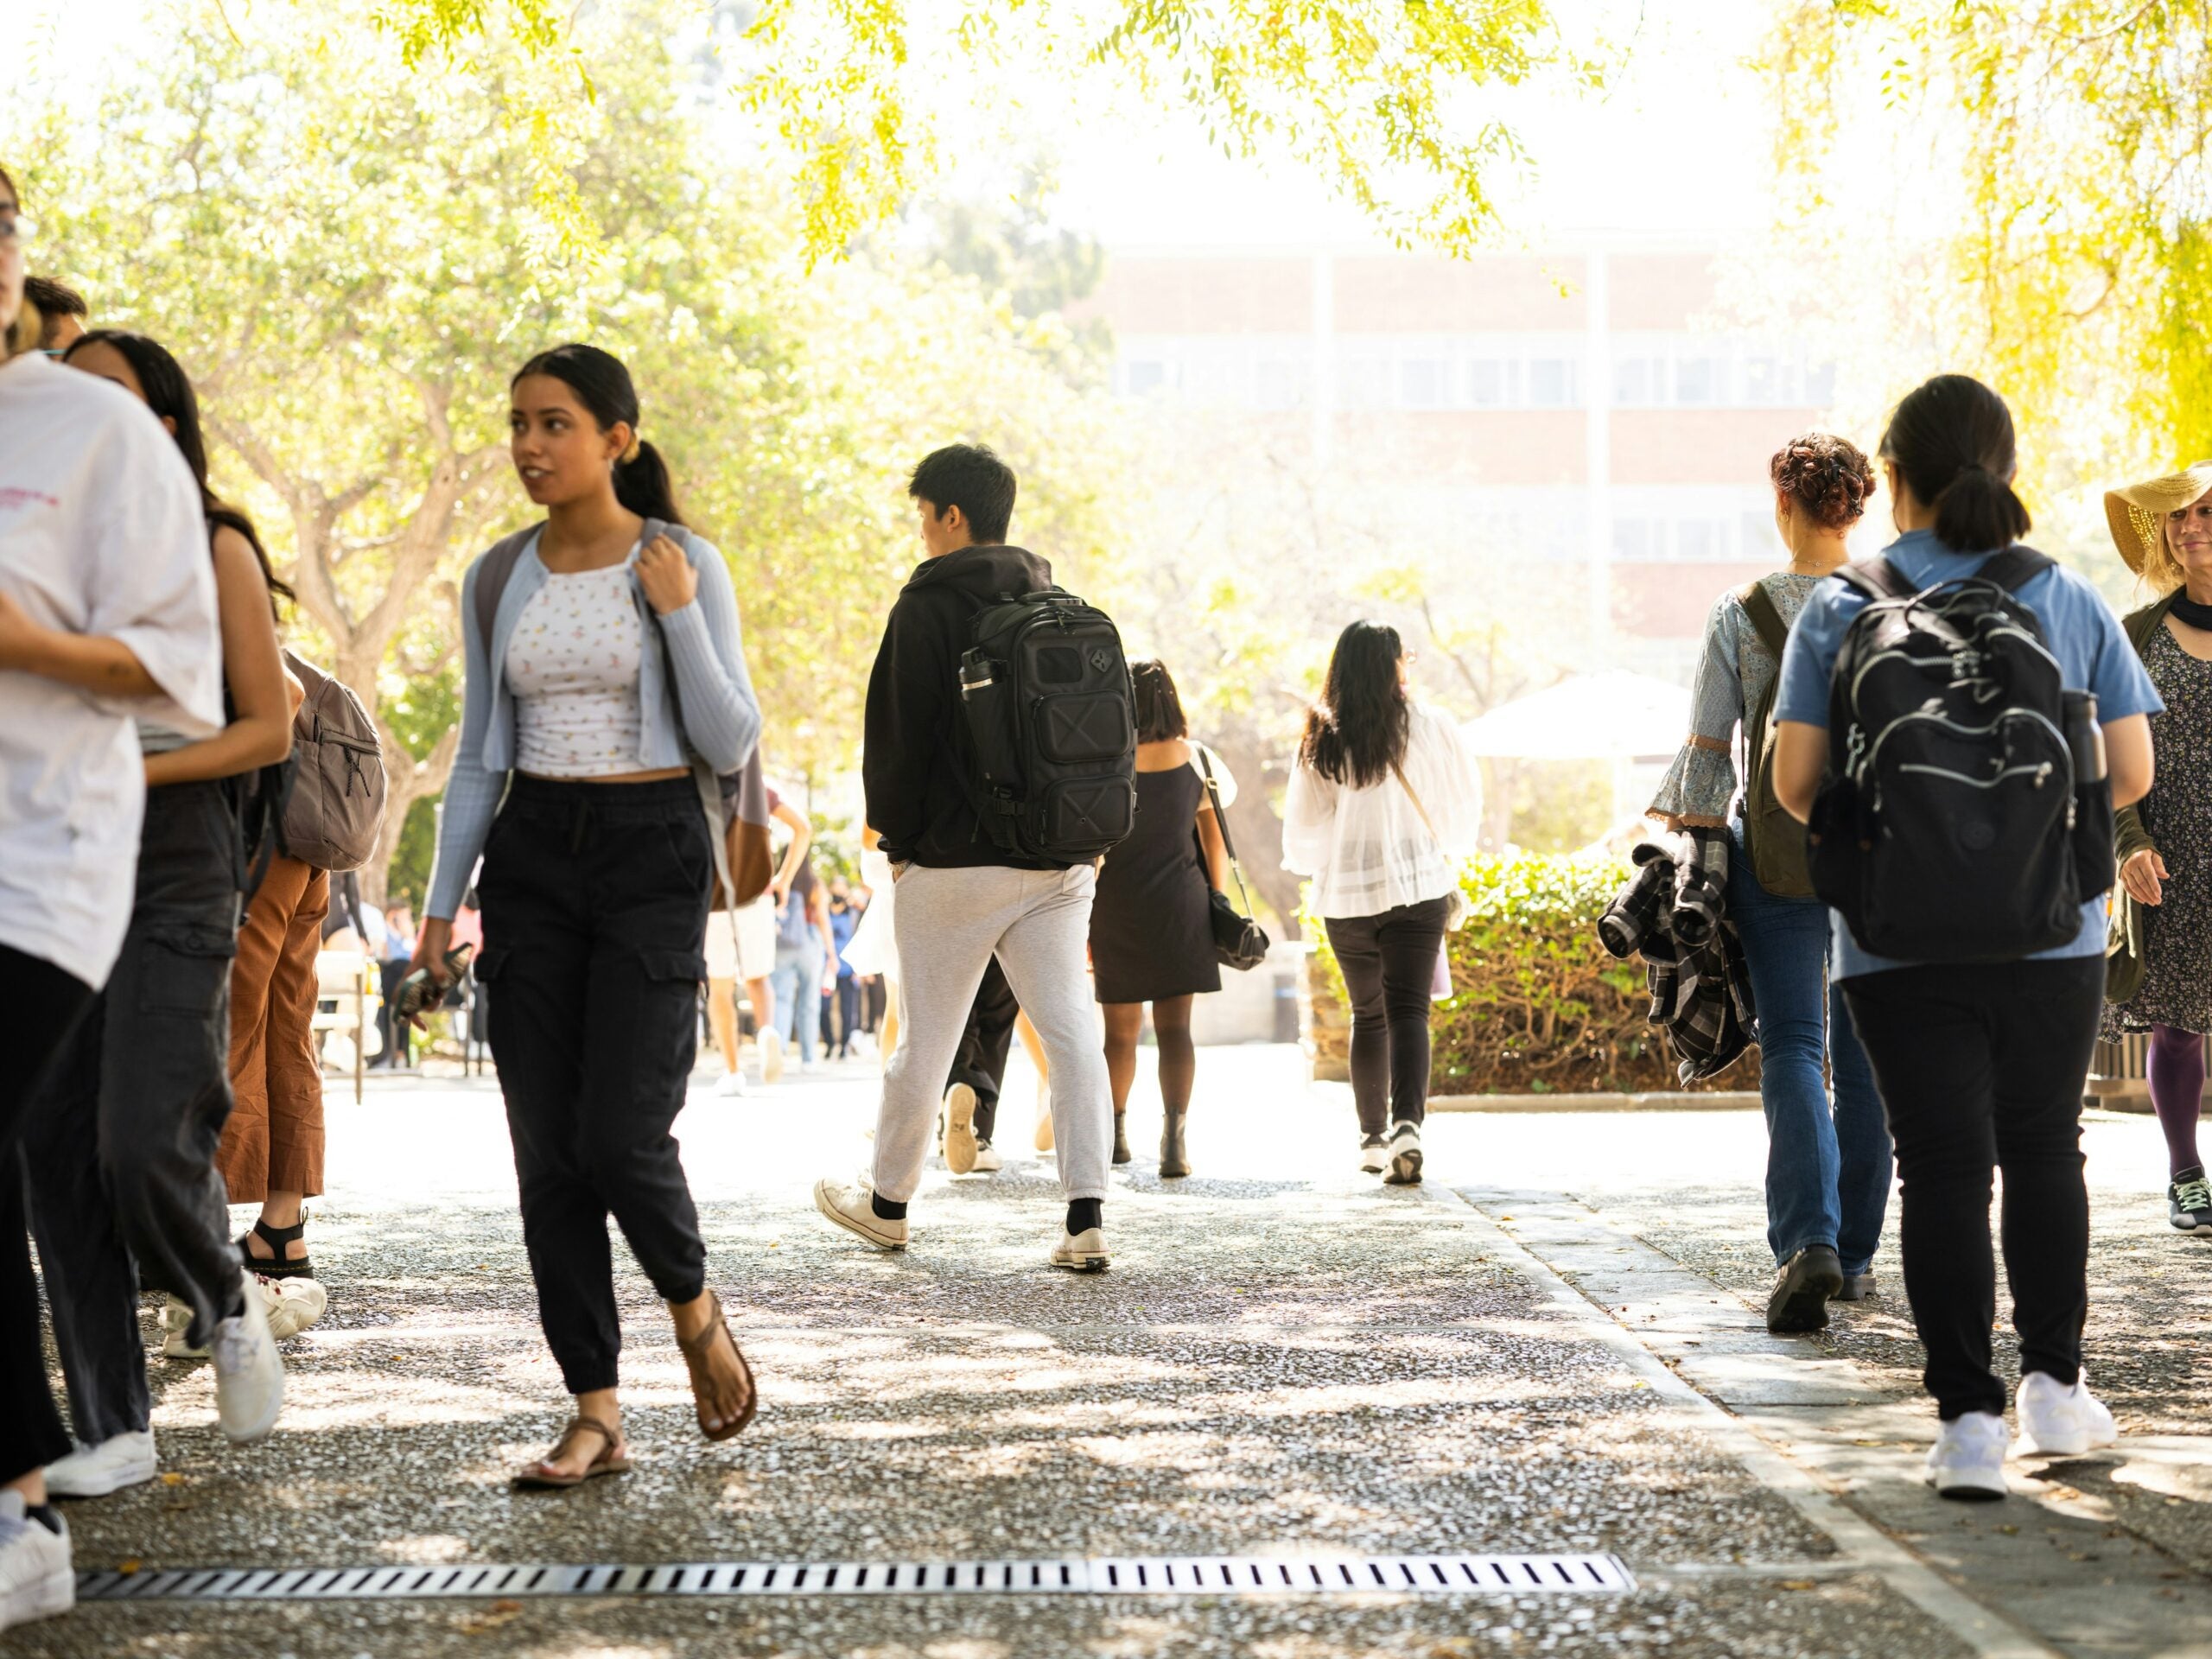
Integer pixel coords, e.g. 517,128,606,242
815,444,1132,1272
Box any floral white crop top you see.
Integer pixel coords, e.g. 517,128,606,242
505,563,646,777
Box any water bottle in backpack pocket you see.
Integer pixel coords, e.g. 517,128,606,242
1808,549,2107,963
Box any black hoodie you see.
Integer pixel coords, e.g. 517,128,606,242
863,543,1065,869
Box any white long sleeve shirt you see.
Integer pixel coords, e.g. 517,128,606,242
0,353,224,989
1281,702,1483,920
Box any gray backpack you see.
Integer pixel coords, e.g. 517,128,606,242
279,649,387,872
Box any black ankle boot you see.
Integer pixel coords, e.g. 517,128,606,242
1111,1111,1132,1165
1159,1109,1190,1179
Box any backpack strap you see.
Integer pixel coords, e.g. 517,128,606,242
1974,544,2056,594
470,525,543,649
1738,580,1790,658
1834,556,1914,602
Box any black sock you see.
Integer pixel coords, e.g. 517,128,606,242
25,1503,61,1535
1066,1198,1102,1235
871,1192,907,1221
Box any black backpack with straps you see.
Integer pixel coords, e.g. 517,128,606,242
1807,547,2109,962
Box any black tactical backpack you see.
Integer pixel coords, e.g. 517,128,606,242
1808,548,2110,962
955,588,1138,863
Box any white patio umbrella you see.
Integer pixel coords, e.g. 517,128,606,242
1460,671,1692,763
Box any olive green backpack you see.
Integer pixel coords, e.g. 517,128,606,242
1738,581,1815,899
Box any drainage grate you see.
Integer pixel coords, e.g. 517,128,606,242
76,1554,1633,1604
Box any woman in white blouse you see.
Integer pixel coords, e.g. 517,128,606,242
1283,621,1482,1185
411,345,762,1489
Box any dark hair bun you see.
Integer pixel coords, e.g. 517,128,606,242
1770,432,1876,531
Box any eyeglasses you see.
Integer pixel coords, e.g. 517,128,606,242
0,212,35,250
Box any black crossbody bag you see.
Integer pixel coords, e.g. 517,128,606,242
1197,747,1271,971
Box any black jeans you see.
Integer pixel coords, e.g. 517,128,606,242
1,943,99,1484
23,782,245,1437
1325,897,1450,1136
1841,956,2104,1421
476,774,713,1395
947,956,1021,1143
377,957,412,1066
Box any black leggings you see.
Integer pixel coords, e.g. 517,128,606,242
0,944,98,1484
1325,897,1450,1135
476,774,715,1396
1840,956,2103,1421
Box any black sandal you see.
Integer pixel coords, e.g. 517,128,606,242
238,1217,312,1280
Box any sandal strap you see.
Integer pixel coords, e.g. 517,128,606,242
676,1291,728,1358
550,1416,620,1461
251,1217,307,1248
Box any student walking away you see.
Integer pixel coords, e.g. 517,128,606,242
1283,622,1482,1185
410,342,763,1486
0,174,231,1633
1089,660,1234,1178
2101,462,2212,1230
377,904,417,1069
1773,374,2159,1501
768,854,831,1074
704,786,809,1095
24,275,86,353
21,331,307,1503
1650,434,1893,1335
817,442,1128,1271
826,879,861,1058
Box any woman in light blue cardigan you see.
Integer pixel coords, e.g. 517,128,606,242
411,345,761,1487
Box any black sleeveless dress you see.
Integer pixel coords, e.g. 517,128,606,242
1089,764,1222,1004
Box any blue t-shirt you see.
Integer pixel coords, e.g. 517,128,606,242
1774,531,2164,981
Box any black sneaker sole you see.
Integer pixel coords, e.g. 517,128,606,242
1766,1250,1844,1333
1384,1147,1424,1185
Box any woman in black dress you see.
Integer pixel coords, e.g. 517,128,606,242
1090,661,1230,1177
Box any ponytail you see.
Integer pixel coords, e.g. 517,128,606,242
1878,373,2034,554
512,342,683,526
613,437,684,527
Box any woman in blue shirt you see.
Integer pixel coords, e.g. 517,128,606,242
1772,374,2158,1501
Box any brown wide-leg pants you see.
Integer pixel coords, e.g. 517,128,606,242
218,855,328,1202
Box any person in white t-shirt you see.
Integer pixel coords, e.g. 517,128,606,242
0,162,238,1639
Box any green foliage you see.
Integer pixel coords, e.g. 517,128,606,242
361,0,1590,263
385,796,440,912
1307,854,1755,1095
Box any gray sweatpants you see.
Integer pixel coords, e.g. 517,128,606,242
874,863,1111,1205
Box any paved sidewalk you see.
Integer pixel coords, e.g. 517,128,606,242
19,1047,2202,1656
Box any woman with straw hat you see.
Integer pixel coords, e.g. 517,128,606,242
2104,461,2212,1233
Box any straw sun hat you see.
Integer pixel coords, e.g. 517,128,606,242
2106,461,2212,584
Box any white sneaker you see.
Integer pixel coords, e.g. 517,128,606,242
814,1177,909,1249
1384,1120,1423,1185
943,1084,980,1175
1050,1226,1110,1274
0,1491,72,1633
44,1428,157,1498
715,1070,747,1098
1357,1134,1389,1174
264,1275,327,1341
2015,1370,2119,1459
1924,1411,2010,1500
162,1294,206,1360
972,1141,1002,1174
211,1273,284,1444
760,1028,785,1084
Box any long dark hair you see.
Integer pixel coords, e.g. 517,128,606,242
66,328,291,615
1130,658,1188,743
1300,620,1409,788
512,343,683,526
1878,374,2032,554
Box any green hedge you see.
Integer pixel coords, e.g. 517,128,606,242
1306,853,1759,1095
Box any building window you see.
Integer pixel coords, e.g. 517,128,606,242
1125,360,1168,397
1742,510,1777,559
1675,519,1720,561
1528,358,1578,408
1740,355,1790,405
1674,356,1725,405
1254,359,1303,410
1467,358,1518,407
1399,359,1449,410
1613,357,1661,407
1612,518,1654,561
1807,360,1839,404
1339,356,1386,410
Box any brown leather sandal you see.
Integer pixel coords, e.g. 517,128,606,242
511,1416,632,1490
676,1291,757,1442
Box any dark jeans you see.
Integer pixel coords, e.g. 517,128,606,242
1726,836,1891,1274
1841,956,2104,1421
1325,896,1450,1135
1,943,99,1484
948,956,1020,1143
377,957,412,1066
24,783,245,1437
831,976,861,1055
475,774,714,1395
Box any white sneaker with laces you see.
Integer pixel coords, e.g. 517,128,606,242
715,1070,747,1098
972,1141,1002,1174
1924,1411,2010,1500
0,1491,72,1634
162,1294,206,1360
2014,1370,2118,1458
1357,1135,1389,1174
814,1177,909,1249
264,1275,328,1341
1050,1226,1109,1274
44,1429,157,1498
760,1028,785,1084
211,1272,284,1444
